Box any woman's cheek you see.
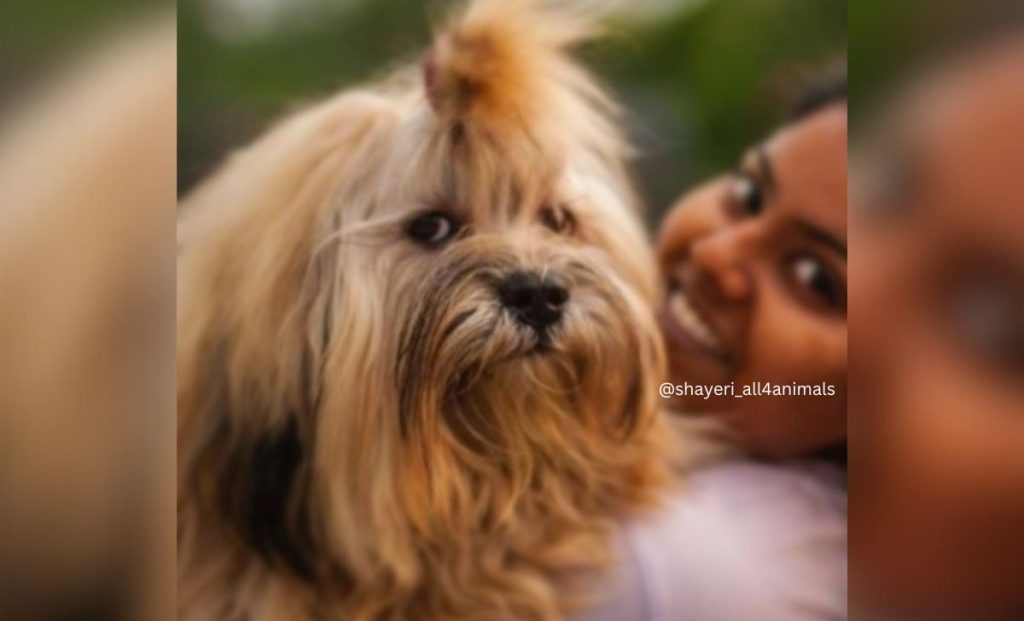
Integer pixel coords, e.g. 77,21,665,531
739,271,845,382
724,280,847,455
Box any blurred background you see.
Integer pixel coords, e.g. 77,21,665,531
848,2,1024,618
178,0,845,226
1,3,174,620
851,0,1024,123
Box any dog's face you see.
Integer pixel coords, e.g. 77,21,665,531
330,89,662,443
179,1,668,615
310,35,665,533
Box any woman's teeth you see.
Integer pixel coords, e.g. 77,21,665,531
669,289,722,351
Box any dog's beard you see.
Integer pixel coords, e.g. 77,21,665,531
389,240,659,525
178,186,668,621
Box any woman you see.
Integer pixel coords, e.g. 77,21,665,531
574,79,848,621
657,80,847,459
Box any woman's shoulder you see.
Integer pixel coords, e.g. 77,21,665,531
572,459,847,621
687,458,847,522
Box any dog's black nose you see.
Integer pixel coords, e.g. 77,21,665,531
497,271,569,331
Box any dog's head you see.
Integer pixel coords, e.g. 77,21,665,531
179,0,669,614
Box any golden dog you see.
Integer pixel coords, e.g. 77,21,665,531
178,2,671,619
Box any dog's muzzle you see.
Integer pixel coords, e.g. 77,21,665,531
495,270,570,333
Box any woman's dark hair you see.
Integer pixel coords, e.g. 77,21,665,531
788,72,847,122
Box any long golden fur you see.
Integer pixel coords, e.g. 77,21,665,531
178,1,673,619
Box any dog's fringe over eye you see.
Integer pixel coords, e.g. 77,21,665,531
406,210,463,248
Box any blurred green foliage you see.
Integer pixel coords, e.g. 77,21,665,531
179,0,845,226
849,0,1024,127
848,0,915,118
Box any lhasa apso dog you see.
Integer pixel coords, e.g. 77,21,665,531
178,1,672,619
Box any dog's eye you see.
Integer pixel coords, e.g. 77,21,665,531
540,204,576,235
406,211,461,248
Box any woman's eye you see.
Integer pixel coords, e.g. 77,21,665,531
790,255,843,310
406,211,461,248
540,204,576,235
730,174,764,217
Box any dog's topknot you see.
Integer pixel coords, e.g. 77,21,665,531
424,0,599,131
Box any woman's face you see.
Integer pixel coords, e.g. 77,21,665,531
656,104,847,457
850,45,1024,618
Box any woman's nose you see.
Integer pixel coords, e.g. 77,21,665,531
687,230,754,302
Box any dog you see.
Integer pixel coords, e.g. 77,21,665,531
178,1,672,619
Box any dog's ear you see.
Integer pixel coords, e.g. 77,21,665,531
214,413,317,580
178,93,392,586
220,416,319,582
177,227,333,583
178,334,323,582
423,0,597,131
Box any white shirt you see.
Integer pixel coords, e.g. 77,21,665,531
572,460,847,621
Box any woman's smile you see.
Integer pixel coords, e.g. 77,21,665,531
659,261,738,367
663,286,726,357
